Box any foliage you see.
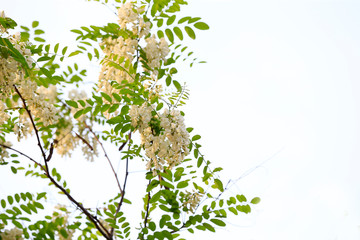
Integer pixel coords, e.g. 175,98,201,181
0,1,259,239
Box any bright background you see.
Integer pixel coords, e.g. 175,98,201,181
1,0,360,239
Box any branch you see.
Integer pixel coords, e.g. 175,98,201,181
0,144,44,171
13,85,48,166
143,179,152,228
110,136,131,238
13,85,112,239
85,123,123,194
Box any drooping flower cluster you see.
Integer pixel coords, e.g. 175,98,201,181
182,190,203,213
0,227,23,240
129,103,190,173
0,139,12,163
98,2,151,96
117,1,150,38
0,11,59,132
144,35,170,70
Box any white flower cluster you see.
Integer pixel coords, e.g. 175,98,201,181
98,36,137,90
98,2,151,97
0,227,23,240
0,139,12,163
144,35,169,70
129,103,190,173
117,1,150,38
0,12,58,132
182,190,203,213
0,102,9,125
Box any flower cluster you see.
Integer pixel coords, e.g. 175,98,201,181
0,139,12,163
98,1,151,97
129,103,190,173
117,1,150,38
0,227,23,240
182,190,203,213
0,11,59,133
144,35,169,70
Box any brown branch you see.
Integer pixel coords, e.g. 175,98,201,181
110,136,131,238
0,144,44,171
13,85,112,239
74,131,94,151
13,85,48,166
143,179,152,228
85,123,123,194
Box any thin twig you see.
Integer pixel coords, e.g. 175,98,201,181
13,85,48,166
85,123,123,194
0,144,44,171
143,179,152,228
74,131,94,151
110,136,131,238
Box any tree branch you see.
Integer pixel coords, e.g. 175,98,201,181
85,123,123,194
13,85,112,239
110,135,131,238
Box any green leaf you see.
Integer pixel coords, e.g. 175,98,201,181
149,221,156,231
236,194,247,202
176,181,188,189
210,219,226,227
178,16,191,24
12,220,22,229
7,196,13,205
34,202,44,209
68,50,81,57
173,27,183,40
121,124,131,133
157,18,163,27
0,17,17,29
101,92,112,103
188,17,201,24
157,30,164,39
15,194,20,203
65,100,78,108
34,37,45,42
167,15,176,25
1,199,5,208
20,204,31,214
74,109,84,119
166,76,172,86
37,192,46,200
32,21,39,28
71,29,83,35
202,223,215,232
165,29,174,43
197,157,203,167
11,166,17,174
62,46,68,55
228,207,238,215
120,105,129,115
185,26,196,40
250,197,261,204
34,29,45,35
173,80,182,92
192,135,201,141
156,102,164,111
194,22,210,30
214,179,224,192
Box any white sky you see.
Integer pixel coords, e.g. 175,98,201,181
1,0,360,239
